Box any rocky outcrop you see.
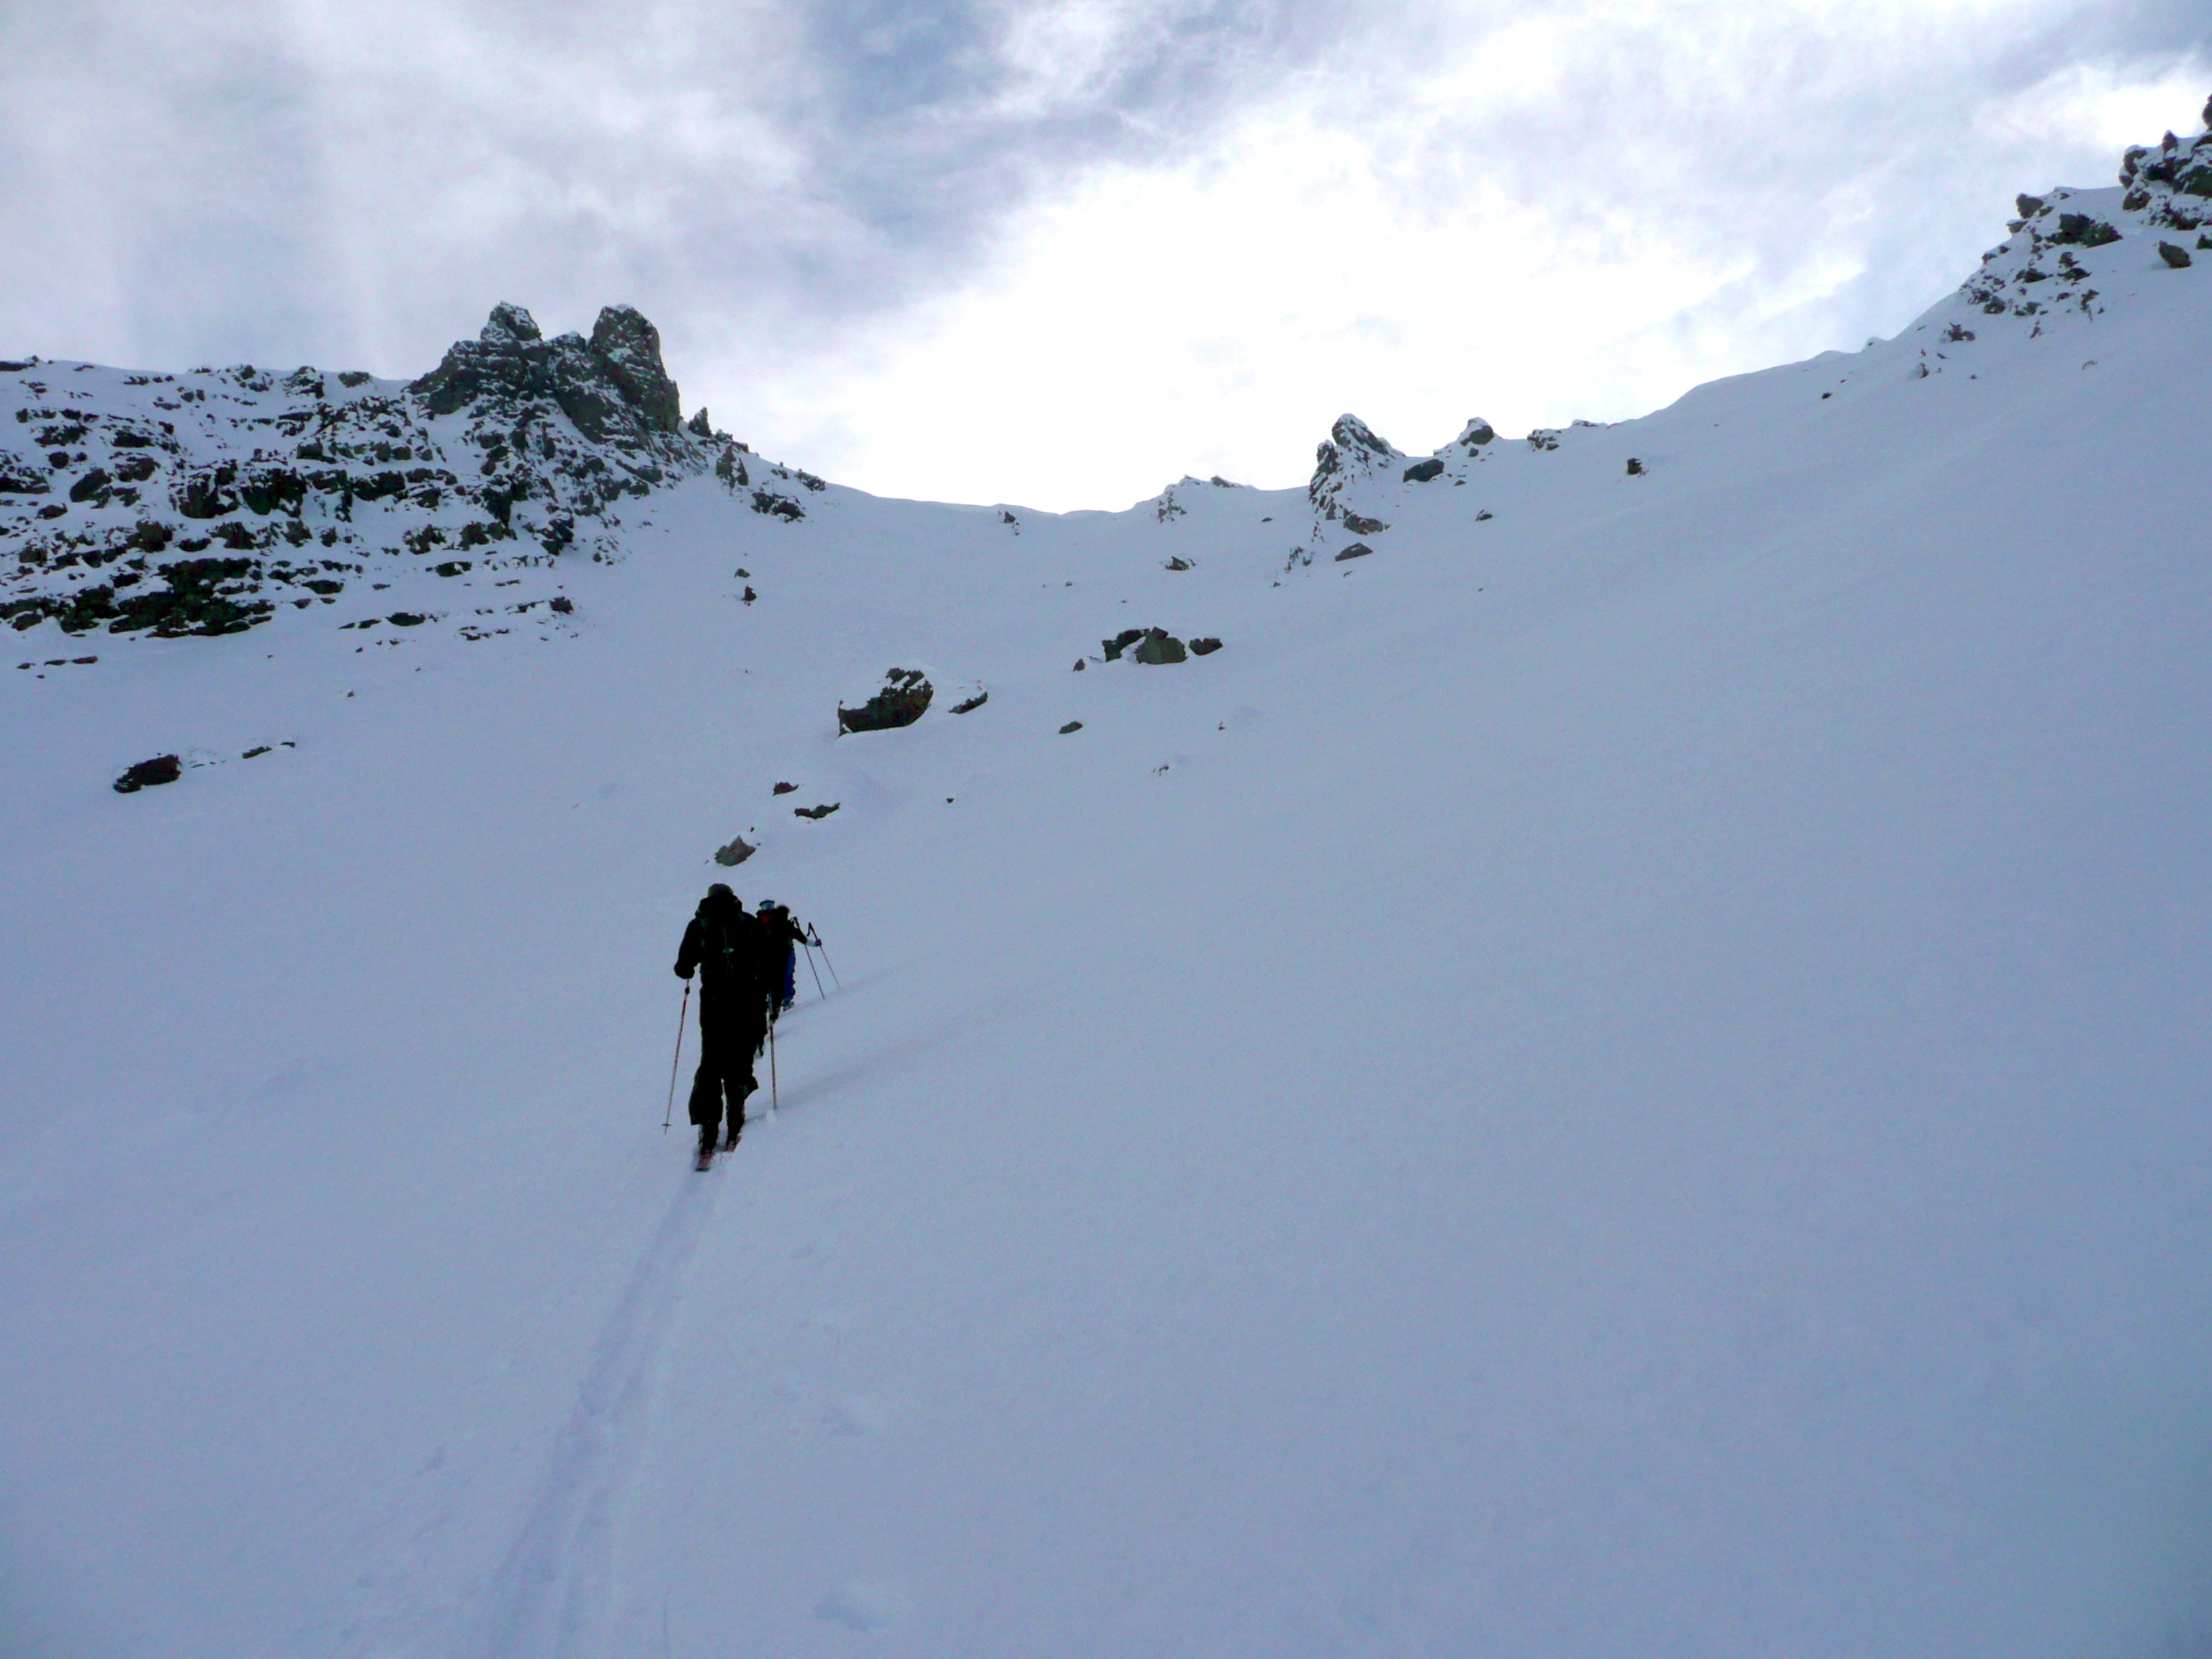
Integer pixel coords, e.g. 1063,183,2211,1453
1130,630,1187,665
112,754,181,793
1100,626,1203,664
1959,104,2212,328
410,302,691,455
0,300,816,648
837,668,932,734
1307,415,1401,522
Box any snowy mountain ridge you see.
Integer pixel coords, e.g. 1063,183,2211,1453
7,104,2209,664
0,300,819,646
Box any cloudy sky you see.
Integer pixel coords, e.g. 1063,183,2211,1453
3,2,2206,510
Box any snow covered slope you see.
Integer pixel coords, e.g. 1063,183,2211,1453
6,111,2212,1659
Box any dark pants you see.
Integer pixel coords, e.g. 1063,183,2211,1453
689,1016,760,1147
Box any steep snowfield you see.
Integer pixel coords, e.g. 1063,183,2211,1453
6,131,2212,1658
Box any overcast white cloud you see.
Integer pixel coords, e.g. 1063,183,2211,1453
1,1,2206,508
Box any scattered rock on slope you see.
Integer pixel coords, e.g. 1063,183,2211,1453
1130,629,1187,665
837,668,932,734
113,754,181,793
1102,626,1193,663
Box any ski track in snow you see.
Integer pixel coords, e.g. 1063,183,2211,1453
472,1169,718,1659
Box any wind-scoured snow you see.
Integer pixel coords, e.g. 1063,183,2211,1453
6,116,2212,1658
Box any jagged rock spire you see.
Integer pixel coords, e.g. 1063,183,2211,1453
481,302,542,346
410,303,685,446
588,305,681,435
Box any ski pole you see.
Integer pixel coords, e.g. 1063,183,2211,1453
801,940,827,1000
663,980,690,1134
767,1002,778,1113
810,927,841,989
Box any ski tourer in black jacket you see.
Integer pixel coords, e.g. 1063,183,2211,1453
674,884,770,1151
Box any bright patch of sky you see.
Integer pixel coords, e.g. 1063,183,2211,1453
1,1,2206,509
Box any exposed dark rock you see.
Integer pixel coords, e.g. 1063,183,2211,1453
773,781,796,793
714,836,756,866
1403,458,1444,483
2051,212,2121,246
1625,457,1646,476
481,302,541,346
751,490,803,521
1190,637,1223,655
238,467,306,516
2016,194,2045,218
1073,658,1085,670
950,689,989,714
794,802,840,819
549,595,573,613
2158,240,2194,267
97,555,271,637
1334,542,1373,561
113,754,181,793
1102,628,1146,660
0,454,50,494
837,667,932,734
1330,414,1394,464
588,306,683,434
686,408,713,438
1308,414,1401,517
1130,629,1187,665
388,611,428,626
1165,555,1194,570
69,467,112,503
1341,513,1388,535
176,462,239,519
411,302,684,446
1058,721,1083,734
